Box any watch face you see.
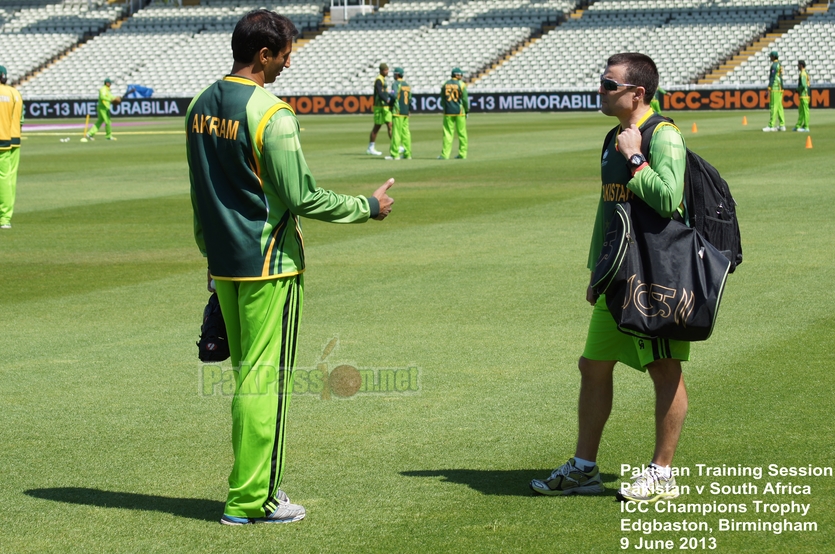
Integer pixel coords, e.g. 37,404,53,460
630,154,644,167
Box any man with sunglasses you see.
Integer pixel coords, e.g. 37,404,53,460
531,53,688,503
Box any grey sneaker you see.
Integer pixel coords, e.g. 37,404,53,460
618,465,680,502
220,490,305,525
530,458,604,496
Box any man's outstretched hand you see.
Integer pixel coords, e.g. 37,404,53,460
373,178,395,220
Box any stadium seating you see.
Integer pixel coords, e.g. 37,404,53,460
472,1,817,92
14,1,326,99
271,24,533,95
0,32,79,84
720,7,835,86
0,0,125,84
0,0,124,35
6,0,834,100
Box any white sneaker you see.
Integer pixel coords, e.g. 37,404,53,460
0,223,11,230
398,146,405,154
618,465,680,503
367,147,382,156
762,127,776,132
220,490,305,525
384,155,394,160
798,128,809,132
530,458,605,496
778,126,786,132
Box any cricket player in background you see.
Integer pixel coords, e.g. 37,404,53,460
650,86,667,115
438,67,468,160
367,63,391,155
387,67,411,160
763,51,785,132
82,78,120,141
187,9,394,525
0,65,23,230
793,60,810,132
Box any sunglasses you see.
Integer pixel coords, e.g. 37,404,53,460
600,78,638,91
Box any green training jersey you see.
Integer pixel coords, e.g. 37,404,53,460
440,78,468,116
798,68,810,97
187,75,376,280
390,80,411,116
768,61,783,89
0,83,22,150
98,85,115,111
374,74,389,107
588,111,686,270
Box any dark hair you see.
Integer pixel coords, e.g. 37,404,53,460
0,75,6,85
606,52,658,105
798,60,806,68
231,9,297,63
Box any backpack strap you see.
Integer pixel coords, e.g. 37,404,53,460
601,113,677,164
602,124,619,161
637,113,689,222
639,113,677,163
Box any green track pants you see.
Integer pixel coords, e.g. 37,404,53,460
768,87,785,128
0,147,19,225
390,116,411,158
796,95,810,129
440,115,467,159
215,274,304,518
88,107,112,138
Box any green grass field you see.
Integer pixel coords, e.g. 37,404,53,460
2,109,834,553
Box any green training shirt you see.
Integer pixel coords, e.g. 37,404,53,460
440,78,468,116
0,83,22,149
588,110,686,270
390,80,411,116
187,75,377,280
98,85,115,111
374,74,389,107
768,60,783,90
798,68,809,97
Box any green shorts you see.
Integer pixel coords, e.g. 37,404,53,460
374,105,392,125
582,295,690,372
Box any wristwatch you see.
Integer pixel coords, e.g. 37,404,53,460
628,153,646,169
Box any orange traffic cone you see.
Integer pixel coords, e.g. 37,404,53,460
691,122,698,133
742,116,748,126
805,136,813,149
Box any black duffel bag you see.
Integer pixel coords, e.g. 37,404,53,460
591,200,731,342
197,292,230,362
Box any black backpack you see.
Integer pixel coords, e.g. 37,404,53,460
603,114,743,272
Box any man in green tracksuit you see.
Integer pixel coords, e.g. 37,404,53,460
83,78,119,141
187,10,394,525
650,86,667,115
0,65,23,230
793,60,810,132
367,63,391,156
439,67,468,159
387,67,411,160
763,51,785,132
